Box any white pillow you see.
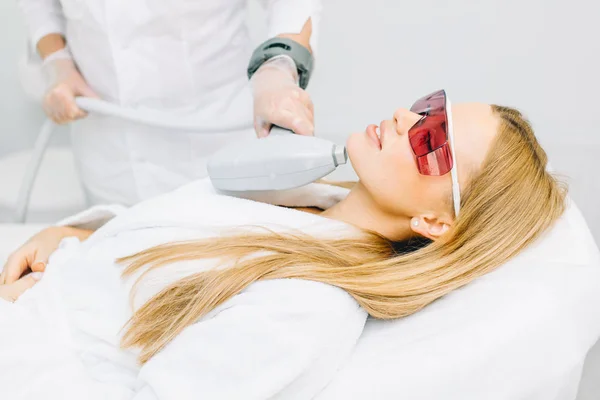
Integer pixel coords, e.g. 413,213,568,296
317,200,600,400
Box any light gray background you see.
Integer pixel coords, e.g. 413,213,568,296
1,0,598,398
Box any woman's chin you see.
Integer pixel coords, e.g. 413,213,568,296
347,132,370,153
346,133,374,183
345,133,363,165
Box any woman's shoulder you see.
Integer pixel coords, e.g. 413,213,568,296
171,177,351,210
81,178,353,246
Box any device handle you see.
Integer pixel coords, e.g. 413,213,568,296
268,125,294,136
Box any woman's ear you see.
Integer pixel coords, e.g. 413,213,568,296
410,215,452,240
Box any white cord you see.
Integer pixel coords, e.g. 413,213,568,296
14,119,56,223
14,97,253,222
74,98,252,132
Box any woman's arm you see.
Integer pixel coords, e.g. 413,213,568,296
277,16,313,52
37,33,67,59
132,279,366,399
261,0,323,54
17,0,66,52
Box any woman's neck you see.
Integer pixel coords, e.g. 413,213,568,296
320,182,413,242
294,206,323,215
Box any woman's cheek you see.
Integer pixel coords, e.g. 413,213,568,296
380,145,423,192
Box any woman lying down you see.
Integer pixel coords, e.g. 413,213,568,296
0,91,566,400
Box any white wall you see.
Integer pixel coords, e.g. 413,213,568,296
0,1,69,157
305,0,600,246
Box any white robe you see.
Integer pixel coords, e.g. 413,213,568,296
0,179,367,400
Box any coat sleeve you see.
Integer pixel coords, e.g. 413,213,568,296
17,0,66,49
259,0,323,55
132,279,367,400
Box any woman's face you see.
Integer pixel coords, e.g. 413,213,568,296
347,102,499,238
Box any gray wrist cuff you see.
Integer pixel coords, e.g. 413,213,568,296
247,37,314,89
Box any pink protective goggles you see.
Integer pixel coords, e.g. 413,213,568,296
408,89,454,176
408,89,461,216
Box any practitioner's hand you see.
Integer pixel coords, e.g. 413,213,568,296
0,273,43,302
42,47,99,124
0,226,93,285
251,55,315,138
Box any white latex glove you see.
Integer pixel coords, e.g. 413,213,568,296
42,47,99,124
251,55,315,137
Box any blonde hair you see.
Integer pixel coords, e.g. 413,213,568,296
120,105,567,364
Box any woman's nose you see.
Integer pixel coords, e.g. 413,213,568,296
393,108,422,136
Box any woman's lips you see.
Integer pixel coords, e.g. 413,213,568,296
366,124,381,149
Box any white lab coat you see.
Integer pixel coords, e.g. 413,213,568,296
17,0,322,206
0,179,366,400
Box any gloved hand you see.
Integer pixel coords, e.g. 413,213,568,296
251,55,314,137
42,47,99,124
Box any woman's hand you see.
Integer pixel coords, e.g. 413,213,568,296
251,55,315,138
0,273,43,303
42,47,99,124
0,226,93,285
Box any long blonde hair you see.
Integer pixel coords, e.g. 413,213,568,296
120,105,567,364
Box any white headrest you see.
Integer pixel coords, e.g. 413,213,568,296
317,200,600,399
